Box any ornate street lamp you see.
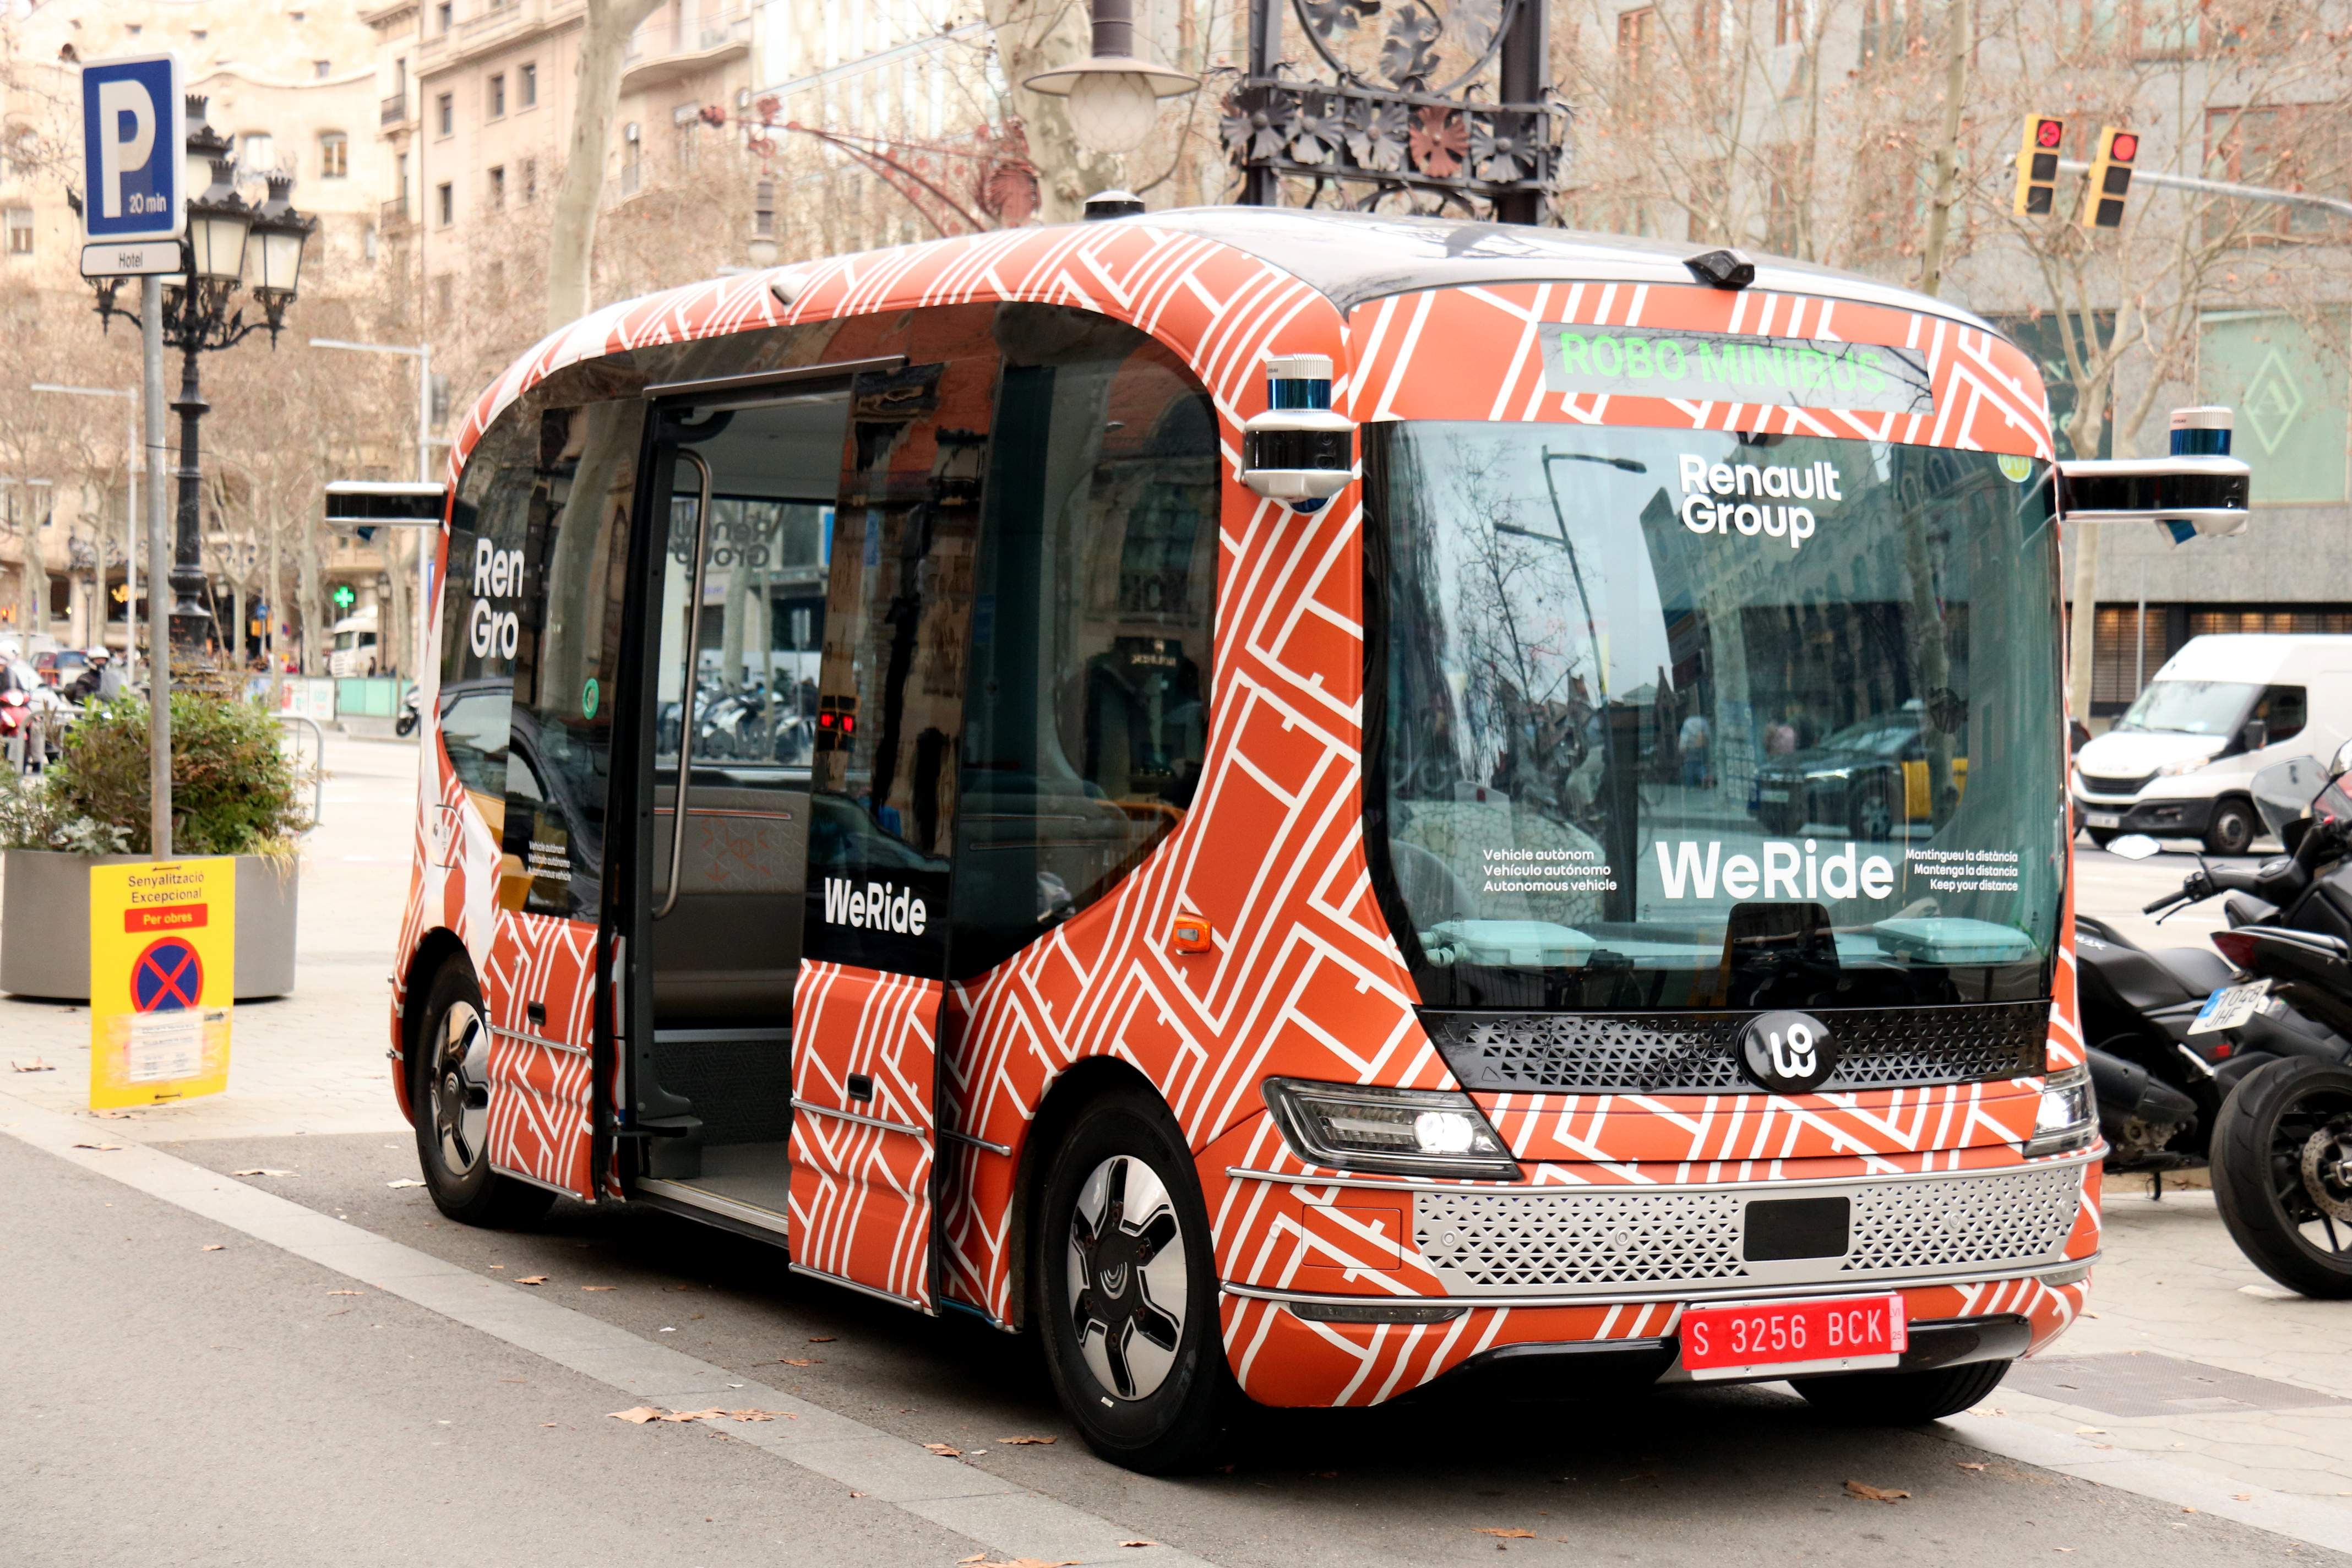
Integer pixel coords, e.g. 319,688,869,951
90,95,313,662
1022,0,1199,156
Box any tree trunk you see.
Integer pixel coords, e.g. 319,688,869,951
546,0,666,332
1915,0,1971,298
266,511,283,706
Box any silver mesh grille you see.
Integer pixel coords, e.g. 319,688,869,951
1413,1163,2082,1295
1425,1002,2048,1096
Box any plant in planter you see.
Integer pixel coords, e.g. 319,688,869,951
0,694,313,999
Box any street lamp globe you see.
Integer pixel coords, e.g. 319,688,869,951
249,173,315,303
1022,0,1197,156
185,159,253,283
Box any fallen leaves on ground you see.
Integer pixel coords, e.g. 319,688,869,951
328,1290,361,1296
2234,1493,2253,1501
998,1435,1055,1445
777,1357,816,1366
387,1178,426,1189
516,1276,549,1286
581,1285,615,1292
1844,1481,1909,1503
72,1142,123,1151
924,1442,962,1458
2073,1426,2106,1436
608,1406,787,1425
1957,1462,1987,1472
1476,1528,1539,1539
609,1407,665,1424
11,1058,54,1071
201,1244,224,1251
808,1335,837,1342
232,1168,294,1177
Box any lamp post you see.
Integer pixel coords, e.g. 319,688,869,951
89,95,314,668
309,336,437,695
29,382,139,684
1021,0,1198,156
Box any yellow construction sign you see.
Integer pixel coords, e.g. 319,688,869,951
89,858,235,1109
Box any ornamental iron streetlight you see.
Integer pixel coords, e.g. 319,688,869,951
1022,0,1199,156
90,94,313,662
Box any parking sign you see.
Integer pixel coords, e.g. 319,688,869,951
80,52,183,268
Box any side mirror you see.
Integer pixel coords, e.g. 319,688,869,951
2108,834,2162,860
2332,738,2352,778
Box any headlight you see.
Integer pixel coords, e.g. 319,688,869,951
2155,755,2210,778
2024,1065,2095,1157
1261,1079,1522,1179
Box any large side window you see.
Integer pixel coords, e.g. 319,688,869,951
439,405,537,803
2259,684,2308,745
951,309,1219,978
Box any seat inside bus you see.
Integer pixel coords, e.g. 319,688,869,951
641,390,846,1201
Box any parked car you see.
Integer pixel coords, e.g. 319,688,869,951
1754,704,1966,841
2074,634,2352,853
32,648,89,688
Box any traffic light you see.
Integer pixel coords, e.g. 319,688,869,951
2081,125,2138,229
2014,114,2065,216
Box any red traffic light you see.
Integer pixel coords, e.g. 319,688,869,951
2037,118,2065,148
2109,131,2138,162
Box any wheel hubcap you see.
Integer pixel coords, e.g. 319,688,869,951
431,1000,491,1176
1066,1154,1188,1402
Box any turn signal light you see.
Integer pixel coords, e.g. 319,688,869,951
2014,114,2065,216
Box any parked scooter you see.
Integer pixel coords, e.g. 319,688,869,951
2202,754,2352,1296
395,686,422,737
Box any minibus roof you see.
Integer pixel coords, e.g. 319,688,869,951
1129,208,2006,328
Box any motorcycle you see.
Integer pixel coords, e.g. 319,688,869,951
2077,764,2352,1175
2200,754,2352,1297
0,685,32,771
396,687,422,737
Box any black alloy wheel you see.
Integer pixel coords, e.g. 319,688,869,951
2212,1058,2352,1298
1032,1084,1235,1473
411,957,554,1229
1791,1358,2011,1423
2205,796,2257,857
1849,780,1898,843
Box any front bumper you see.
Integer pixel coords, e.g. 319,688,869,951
2075,791,2214,836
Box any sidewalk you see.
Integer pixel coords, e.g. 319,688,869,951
0,734,418,1142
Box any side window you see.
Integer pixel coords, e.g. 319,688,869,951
439,405,536,803
2260,684,2307,744
501,401,647,921
951,309,1219,978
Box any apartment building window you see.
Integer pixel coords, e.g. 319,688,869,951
318,132,347,179
488,166,505,209
1616,6,1654,76
436,93,454,138
437,181,454,226
488,73,505,118
239,132,276,172
314,60,331,79
394,57,407,97
436,2,452,32
620,122,641,195
521,157,537,202
520,63,537,108
5,207,32,256
1774,0,1804,45
4,127,37,180
1692,0,1721,52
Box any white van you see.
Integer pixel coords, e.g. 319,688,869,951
2074,633,2352,853
326,609,380,678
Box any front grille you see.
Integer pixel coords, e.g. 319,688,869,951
2080,771,2154,797
1413,1163,2082,1295
1425,1002,2048,1096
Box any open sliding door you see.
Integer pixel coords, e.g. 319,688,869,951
789,324,999,1311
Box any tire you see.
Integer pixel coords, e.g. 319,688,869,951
1032,1084,1237,1473
2087,828,2118,850
410,958,555,1229
2205,796,2257,857
2211,1058,2352,1298
1849,780,1898,843
1790,1358,2011,1423
1757,802,1803,837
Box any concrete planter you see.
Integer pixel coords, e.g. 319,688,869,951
0,849,300,1000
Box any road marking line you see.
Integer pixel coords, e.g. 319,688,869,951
0,1088,1215,1568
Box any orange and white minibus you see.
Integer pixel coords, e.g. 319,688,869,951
371,208,2168,1471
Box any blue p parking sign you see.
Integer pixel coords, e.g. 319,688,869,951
80,53,184,245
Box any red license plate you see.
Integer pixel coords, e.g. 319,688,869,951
1680,1294,1908,1380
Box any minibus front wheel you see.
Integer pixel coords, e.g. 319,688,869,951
1031,1083,1236,1473
1788,1357,2010,1424
410,956,555,1229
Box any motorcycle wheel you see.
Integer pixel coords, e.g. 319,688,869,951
2211,1058,2352,1298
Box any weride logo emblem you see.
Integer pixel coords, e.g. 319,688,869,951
821,878,929,935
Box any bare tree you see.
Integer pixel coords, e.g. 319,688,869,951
547,0,668,331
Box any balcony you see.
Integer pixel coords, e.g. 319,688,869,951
621,10,752,92
380,194,413,235
380,92,411,129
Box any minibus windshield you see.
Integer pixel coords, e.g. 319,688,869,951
1370,422,2065,1011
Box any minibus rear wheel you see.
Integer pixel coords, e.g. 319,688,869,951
1789,1357,2010,1423
411,957,554,1229
1032,1084,1235,1473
